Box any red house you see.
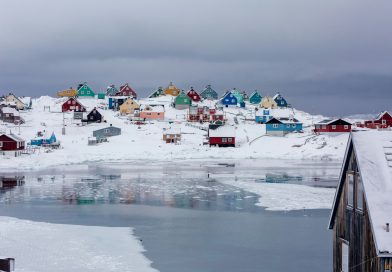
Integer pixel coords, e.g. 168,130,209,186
187,87,201,102
364,111,392,129
314,119,352,133
61,98,86,112
116,83,137,98
0,133,25,157
208,124,235,147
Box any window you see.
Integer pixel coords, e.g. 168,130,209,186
157,113,160,115
228,138,232,142
382,119,386,125
0,141,3,148
273,124,278,128
104,129,109,133
356,174,363,211
344,125,348,129
332,125,336,130
322,125,326,129
72,101,76,105
347,172,354,208
87,91,90,94
68,100,71,105
286,124,290,128
84,86,87,89
292,124,296,128
231,99,235,103
222,138,227,143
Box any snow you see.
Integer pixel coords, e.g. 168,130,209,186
208,125,235,137
219,179,335,211
351,130,392,254
0,96,352,171
0,216,158,272
1,107,20,116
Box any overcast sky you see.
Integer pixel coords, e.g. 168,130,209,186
1,0,391,116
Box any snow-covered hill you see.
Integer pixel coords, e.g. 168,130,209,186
0,96,351,171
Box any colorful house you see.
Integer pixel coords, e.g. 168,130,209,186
208,124,236,147
139,105,165,120
260,96,278,109
4,94,25,110
57,88,78,98
85,108,103,123
106,85,118,96
163,128,181,144
255,109,273,124
149,87,164,98
31,132,57,146
117,83,137,98
119,98,140,115
364,111,392,129
164,82,181,96
273,93,288,107
77,82,95,97
249,90,262,104
314,119,352,134
200,85,218,100
61,98,86,112
97,93,105,99
0,133,25,157
174,91,191,110
93,125,121,139
186,87,201,102
265,117,303,136
231,88,244,103
220,91,237,108
328,130,392,272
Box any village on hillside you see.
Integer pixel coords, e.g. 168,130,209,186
0,81,391,169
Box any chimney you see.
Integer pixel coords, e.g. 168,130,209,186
387,223,390,232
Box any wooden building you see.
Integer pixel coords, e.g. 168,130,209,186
85,108,103,123
149,87,164,98
249,90,262,104
314,119,352,134
364,111,392,129
57,88,78,98
164,82,181,96
329,130,392,272
77,82,95,97
200,85,218,100
186,87,201,102
220,91,238,108
174,91,191,110
208,124,235,147
0,133,25,157
4,94,25,110
0,106,24,124
273,93,288,107
163,128,181,144
61,98,86,112
117,83,137,98
119,98,140,115
231,88,244,104
260,96,278,109
265,117,303,136
106,85,118,96
139,105,165,120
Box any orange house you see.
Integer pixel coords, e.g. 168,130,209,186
139,105,165,120
164,82,180,96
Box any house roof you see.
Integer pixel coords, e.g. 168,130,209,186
375,111,392,121
266,117,301,124
316,118,351,125
140,104,165,112
163,128,181,135
273,93,282,100
1,107,20,116
208,125,235,137
1,133,25,142
329,131,392,256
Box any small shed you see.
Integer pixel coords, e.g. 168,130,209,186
174,91,191,110
164,82,181,96
163,128,181,144
328,131,392,272
86,108,103,123
200,85,218,100
0,106,24,124
249,90,262,104
93,125,121,139
208,125,236,147
62,98,86,112
265,117,303,136
97,93,105,99
314,119,352,134
117,83,137,98
220,91,238,108
77,82,95,97
186,87,201,102
0,133,25,156
119,98,140,115
273,93,288,107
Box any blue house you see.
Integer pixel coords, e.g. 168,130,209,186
255,109,273,124
249,91,262,104
273,93,288,107
220,91,238,108
265,117,302,136
31,132,57,146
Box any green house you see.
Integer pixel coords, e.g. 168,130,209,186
174,91,191,109
149,87,164,98
249,90,262,104
200,84,218,100
231,88,244,103
97,93,106,99
77,82,95,97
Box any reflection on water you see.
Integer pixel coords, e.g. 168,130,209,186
0,176,24,190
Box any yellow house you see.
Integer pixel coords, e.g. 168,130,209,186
260,96,278,109
164,82,180,96
57,88,78,97
119,98,140,115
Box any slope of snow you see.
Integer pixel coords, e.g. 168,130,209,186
0,216,157,272
0,96,351,171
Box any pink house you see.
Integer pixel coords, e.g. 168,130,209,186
139,105,165,120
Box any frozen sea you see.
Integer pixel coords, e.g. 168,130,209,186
0,159,340,272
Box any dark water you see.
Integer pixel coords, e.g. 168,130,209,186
0,160,340,272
